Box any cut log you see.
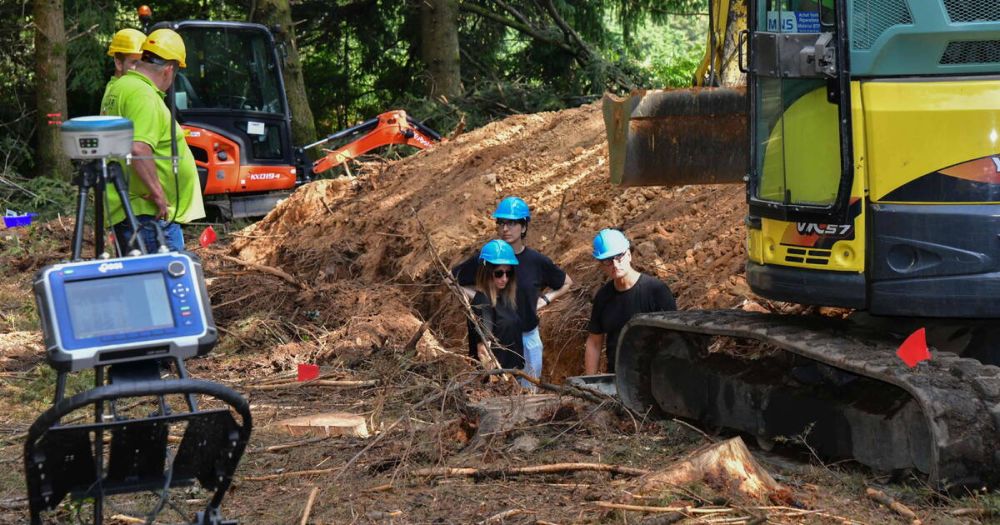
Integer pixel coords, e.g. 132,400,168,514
470,394,586,445
634,437,783,502
274,412,370,438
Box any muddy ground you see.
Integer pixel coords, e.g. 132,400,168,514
1,103,996,523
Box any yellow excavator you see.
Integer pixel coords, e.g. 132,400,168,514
604,0,1000,489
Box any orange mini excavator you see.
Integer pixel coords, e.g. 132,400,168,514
149,16,443,219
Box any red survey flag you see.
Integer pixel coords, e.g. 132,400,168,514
297,363,320,382
896,328,930,368
199,225,217,247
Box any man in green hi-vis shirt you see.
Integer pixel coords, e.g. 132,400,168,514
101,28,204,253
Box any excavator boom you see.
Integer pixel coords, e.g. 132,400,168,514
309,110,444,175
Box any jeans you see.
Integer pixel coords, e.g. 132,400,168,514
114,215,185,254
521,327,543,389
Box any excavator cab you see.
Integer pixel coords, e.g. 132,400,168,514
154,21,302,219
750,0,845,212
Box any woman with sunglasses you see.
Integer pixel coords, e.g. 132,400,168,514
584,229,676,375
468,239,526,373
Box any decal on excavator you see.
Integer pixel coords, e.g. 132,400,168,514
248,172,282,181
796,223,851,236
765,11,820,33
883,155,1000,202
780,197,862,249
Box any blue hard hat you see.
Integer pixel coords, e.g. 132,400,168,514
493,196,530,221
593,229,630,260
479,239,519,266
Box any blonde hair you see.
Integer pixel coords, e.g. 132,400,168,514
475,262,517,307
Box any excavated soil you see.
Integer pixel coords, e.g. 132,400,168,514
226,102,754,381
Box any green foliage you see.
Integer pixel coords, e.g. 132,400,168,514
635,14,709,87
294,0,707,138
5,0,707,189
1,169,77,220
0,0,36,181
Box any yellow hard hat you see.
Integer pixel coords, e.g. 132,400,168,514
107,28,145,57
142,28,186,68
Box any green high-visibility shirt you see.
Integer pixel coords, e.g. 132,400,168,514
100,70,205,225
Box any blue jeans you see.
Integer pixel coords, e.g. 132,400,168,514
521,327,543,388
114,215,185,253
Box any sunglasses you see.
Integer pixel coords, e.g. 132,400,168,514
599,252,627,266
493,269,514,278
496,219,524,229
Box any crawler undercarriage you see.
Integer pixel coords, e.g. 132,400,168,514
616,310,1000,490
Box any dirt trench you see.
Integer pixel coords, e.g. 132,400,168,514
218,102,753,382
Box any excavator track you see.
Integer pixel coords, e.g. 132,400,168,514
616,310,1000,490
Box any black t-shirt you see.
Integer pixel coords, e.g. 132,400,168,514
452,247,567,331
588,273,676,372
468,291,525,370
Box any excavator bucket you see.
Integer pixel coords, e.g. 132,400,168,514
602,88,748,187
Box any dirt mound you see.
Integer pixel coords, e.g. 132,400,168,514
227,102,751,380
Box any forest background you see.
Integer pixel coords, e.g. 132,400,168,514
1,0,708,216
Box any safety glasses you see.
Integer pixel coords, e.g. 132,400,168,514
495,219,524,229
598,252,627,266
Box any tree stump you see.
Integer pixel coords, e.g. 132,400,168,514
635,437,784,502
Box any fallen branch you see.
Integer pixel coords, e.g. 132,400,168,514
217,253,305,290
413,462,650,479
594,502,731,514
108,515,147,524
950,508,994,518
478,508,523,524
299,486,319,525
263,436,331,453
243,467,337,482
594,503,849,523
246,379,377,391
486,368,606,405
865,487,921,524
365,511,402,520
0,497,27,510
403,321,428,352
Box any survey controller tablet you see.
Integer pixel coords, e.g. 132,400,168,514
34,252,217,371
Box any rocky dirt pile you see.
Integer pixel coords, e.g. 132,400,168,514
224,101,752,381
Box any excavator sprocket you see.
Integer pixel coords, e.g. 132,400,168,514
616,310,1000,490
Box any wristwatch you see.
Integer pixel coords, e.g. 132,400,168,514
541,294,551,305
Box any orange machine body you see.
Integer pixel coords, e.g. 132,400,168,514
183,125,298,196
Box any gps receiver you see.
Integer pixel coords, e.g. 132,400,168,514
33,252,217,372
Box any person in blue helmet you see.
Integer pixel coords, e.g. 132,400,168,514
452,196,573,384
467,240,525,371
585,229,676,375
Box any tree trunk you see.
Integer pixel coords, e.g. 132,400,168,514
419,0,462,100
33,0,71,180
252,0,318,150
719,0,748,87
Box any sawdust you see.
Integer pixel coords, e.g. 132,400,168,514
224,102,752,381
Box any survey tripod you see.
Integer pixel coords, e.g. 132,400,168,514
23,138,252,525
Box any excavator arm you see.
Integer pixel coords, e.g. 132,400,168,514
308,110,444,175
